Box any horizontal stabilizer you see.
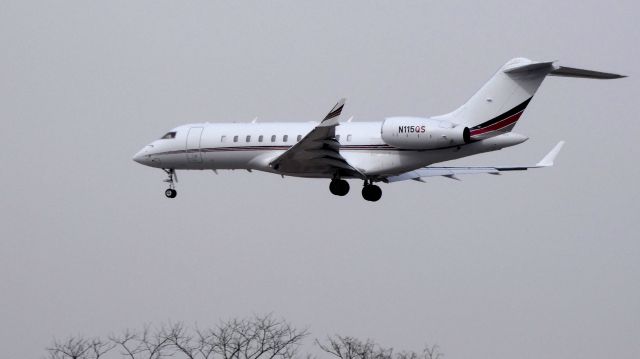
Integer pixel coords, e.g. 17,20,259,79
549,66,626,79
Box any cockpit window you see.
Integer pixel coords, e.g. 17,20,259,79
161,131,176,139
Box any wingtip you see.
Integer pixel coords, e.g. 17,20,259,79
320,98,347,127
333,98,347,109
536,141,565,167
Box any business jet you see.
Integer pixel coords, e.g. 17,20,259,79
133,58,624,201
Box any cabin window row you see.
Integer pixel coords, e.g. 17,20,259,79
220,134,352,143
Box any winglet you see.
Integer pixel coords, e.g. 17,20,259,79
318,98,346,127
536,141,565,167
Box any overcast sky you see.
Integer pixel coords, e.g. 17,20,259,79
1,1,638,358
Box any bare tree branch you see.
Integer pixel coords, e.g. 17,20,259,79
110,330,143,359
165,322,197,359
317,336,440,359
421,344,443,359
87,338,115,359
110,325,173,359
47,337,92,359
198,315,308,359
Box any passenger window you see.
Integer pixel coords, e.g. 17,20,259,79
233,135,238,142
283,135,288,142
221,135,227,142
161,132,176,139
271,135,276,142
246,135,251,142
258,135,263,142
297,135,302,142
347,134,352,142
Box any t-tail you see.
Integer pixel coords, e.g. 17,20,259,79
436,58,625,140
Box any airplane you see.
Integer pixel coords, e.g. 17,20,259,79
133,57,625,201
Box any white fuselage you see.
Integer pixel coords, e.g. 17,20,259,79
132,58,624,200
133,121,528,179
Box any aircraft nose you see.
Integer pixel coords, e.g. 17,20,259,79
132,146,152,165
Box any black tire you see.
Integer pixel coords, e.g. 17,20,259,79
165,189,177,198
369,185,382,201
362,184,382,202
329,180,340,195
329,179,350,196
337,179,349,196
361,185,371,200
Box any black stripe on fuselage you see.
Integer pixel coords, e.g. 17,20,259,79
151,143,473,157
470,97,532,130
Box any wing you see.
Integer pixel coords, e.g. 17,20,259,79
269,99,364,178
386,141,565,183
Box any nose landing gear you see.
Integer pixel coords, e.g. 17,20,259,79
165,188,177,198
163,169,178,198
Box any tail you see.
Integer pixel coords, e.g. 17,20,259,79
437,58,625,140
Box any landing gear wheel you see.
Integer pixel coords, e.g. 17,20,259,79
162,168,178,198
165,189,177,198
329,179,350,196
362,184,382,202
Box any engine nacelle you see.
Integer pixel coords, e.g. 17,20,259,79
381,117,470,150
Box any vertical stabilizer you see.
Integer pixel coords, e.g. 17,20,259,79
435,58,625,140
437,58,552,140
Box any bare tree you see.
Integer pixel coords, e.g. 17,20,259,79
198,314,308,359
48,337,91,359
46,315,437,359
110,325,173,359
316,336,392,359
109,315,307,359
87,338,116,359
48,336,113,359
164,322,198,359
317,336,441,359
423,345,443,359
396,345,442,359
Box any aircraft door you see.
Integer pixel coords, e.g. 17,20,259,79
186,127,203,162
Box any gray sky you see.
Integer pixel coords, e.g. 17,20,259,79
1,1,638,358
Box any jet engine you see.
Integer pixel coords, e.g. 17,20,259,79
381,117,471,150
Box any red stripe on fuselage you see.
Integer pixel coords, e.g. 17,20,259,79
470,111,523,136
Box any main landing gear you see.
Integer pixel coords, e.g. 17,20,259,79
361,180,382,202
163,168,177,198
329,179,350,196
329,178,382,202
